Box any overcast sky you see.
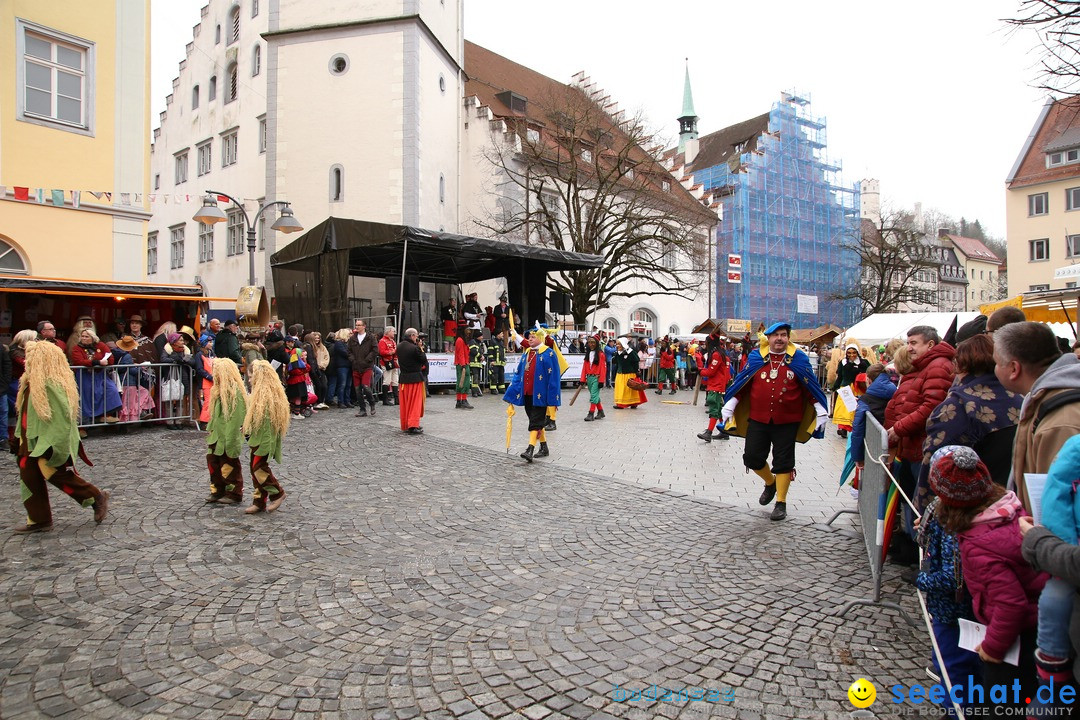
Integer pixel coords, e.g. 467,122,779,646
152,0,1047,239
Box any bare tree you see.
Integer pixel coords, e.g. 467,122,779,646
830,211,942,315
475,87,716,326
1007,0,1080,96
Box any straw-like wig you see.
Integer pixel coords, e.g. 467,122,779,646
243,360,290,437
17,341,79,422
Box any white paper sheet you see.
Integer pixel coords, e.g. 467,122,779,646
269,360,282,371
1025,473,1049,525
957,618,1021,666
837,385,857,410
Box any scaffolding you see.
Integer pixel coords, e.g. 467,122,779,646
700,91,861,329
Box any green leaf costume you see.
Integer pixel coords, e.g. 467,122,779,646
17,382,80,468
206,391,247,458
248,417,284,464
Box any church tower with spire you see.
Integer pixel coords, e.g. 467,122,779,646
678,60,699,156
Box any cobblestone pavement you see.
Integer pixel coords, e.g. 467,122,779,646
1,392,931,720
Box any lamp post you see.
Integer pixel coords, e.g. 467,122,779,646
193,191,303,286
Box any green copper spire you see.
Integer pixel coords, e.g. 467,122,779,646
678,59,698,153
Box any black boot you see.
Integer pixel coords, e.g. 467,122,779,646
595,408,605,420
355,406,368,417
696,430,712,443
472,386,482,398
759,484,777,506
654,387,663,395
455,399,462,409
490,387,498,395
584,411,595,422
535,442,549,458
392,387,399,406
520,445,534,463
770,502,787,521
460,398,474,409
381,387,392,406
544,420,556,431
669,389,676,395
369,399,376,416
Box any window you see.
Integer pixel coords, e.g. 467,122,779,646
221,130,238,167
174,150,188,184
192,84,200,109
1068,234,1080,258
154,174,160,190
630,308,655,336
258,198,266,250
526,127,540,144
226,209,245,256
668,325,679,335
1049,149,1080,167
208,75,217,101
438,74,446,93
147,232,158,275
225,63,238,103
228,6,240,45
198,222,214,263
252,45,261,76
197,140,212,176
258,115,267,153
252,0,259,16
439,173,445,204
662,180,671,192
1029,192,1049,216
330,165,343,202
215,25,221,44
18,20,94,133
1068,187,1080,211
661,243,677,269
980,269,984,280
170,226,185,269
602,318,620,336
1030,284,1050,291
1030,238,1050,262
581,148,593,163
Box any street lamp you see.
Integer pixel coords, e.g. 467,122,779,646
193,191,304,286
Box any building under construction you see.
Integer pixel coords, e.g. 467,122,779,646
669,87,861,329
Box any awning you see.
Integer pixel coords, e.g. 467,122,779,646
979,289,1079,325
0,274,230,302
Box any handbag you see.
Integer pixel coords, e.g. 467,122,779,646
160,377,184,402
627,377,648,391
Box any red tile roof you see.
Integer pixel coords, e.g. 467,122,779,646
942,234,1002,265
1008,97,1080,189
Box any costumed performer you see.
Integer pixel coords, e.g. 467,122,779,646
581,335,606,422
204,358,247,505
831,341,869,438
612,337,646,409
453,322,474,409
503,327,561,463
697,331,732,443
242,360,289,514
13,341,108,532
542,332,569,430
721,322,829,521
397,327,427,434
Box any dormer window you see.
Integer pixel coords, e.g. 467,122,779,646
1048,148,1080,167
495,90,527,114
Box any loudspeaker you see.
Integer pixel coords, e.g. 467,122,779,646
386,275,420,302
548,291,571,315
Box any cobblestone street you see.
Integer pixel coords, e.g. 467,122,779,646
1,390,930,719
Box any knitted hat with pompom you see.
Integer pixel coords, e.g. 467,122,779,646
928,445,993,508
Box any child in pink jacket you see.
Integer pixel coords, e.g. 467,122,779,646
929,446,1048,708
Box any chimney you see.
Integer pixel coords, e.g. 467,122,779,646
938,228,951,239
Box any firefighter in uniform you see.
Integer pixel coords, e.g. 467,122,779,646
487,332,507,395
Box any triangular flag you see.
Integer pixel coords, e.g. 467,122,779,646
14,187,29,201
148,194,156,203
71,190,80,208
217,194,230,203
0,186,6,197
103,192,112,201
89,191,103,200
133,193,142,204
51,189,65,206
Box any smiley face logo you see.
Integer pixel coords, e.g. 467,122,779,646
847,678,876,708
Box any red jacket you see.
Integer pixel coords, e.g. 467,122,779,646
659,349,675,369
884,342,956,462
378,336,398,369
580,352,607,384
454,336,470,366
70,342,112,367
700,350,729,392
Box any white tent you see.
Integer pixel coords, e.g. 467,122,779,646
843,312,1077,347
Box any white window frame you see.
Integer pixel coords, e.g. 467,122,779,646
198,222,214,263
1030,284,1050,292
526,127,540,144
147,232,158,275
602,318,620,336
197,140,212,176
174,150,188,185
225,63,238,104
228,6,240,45
1067,187,1080,211
1067,234,1080,259
258,115,267,154
221,129,238,167
1029,192,1049,216
170,225,185,269
252,45,261,77
1030,237,1050,262
16,19,95,136
226,209,245,256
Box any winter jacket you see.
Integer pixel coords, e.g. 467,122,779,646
700,350,730,392
851,374,896,464
214,327,242,365
916,506,974,626
1022,527,1080,681
70,342,113,369
397,339,427,384
1041,434,1080,546
348,332,378,373
885,341,956,462
831,357,869,391
328,339,350,371
958,492,1048,661
0,344,11,396
914,373,1023,512
1011,353,1080,511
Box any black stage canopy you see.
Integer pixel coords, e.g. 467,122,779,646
270,217,604,332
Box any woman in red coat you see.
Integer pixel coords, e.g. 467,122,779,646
69,329,122,424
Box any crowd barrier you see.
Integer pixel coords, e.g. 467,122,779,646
825,413,918,627
71,362,198,430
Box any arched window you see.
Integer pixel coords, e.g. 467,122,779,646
228,6,240,45
215,24,221,44
252,44,261,76
208,75,217,101
225,63,238,103
192,84,200,109
629,308,656,337
602,317,620,336
330,165,344,202
439,174,445,204
668,324,679,336
0,238,28,274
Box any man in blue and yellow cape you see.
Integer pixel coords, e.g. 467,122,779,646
722,321,829,520
504,322,564,463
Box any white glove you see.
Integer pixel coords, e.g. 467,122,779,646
141,361,152,367
721,397,738,423
814,402,828,431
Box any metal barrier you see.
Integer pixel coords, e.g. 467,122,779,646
71,362,198,430
826,413,918,626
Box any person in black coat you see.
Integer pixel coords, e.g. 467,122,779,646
396,328,428,434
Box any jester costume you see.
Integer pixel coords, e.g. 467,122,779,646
205,359,247,505
14,341,108,532
723,322,828,521
504,328,562,463
454,324,473,409
243,361,289,514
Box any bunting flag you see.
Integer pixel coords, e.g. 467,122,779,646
51,189,65,206
34,188,45,203
0,186,6,197
89,191,104,200
119,192,130,205
0,184,265,207
14,187,29,201
71,190,80,208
